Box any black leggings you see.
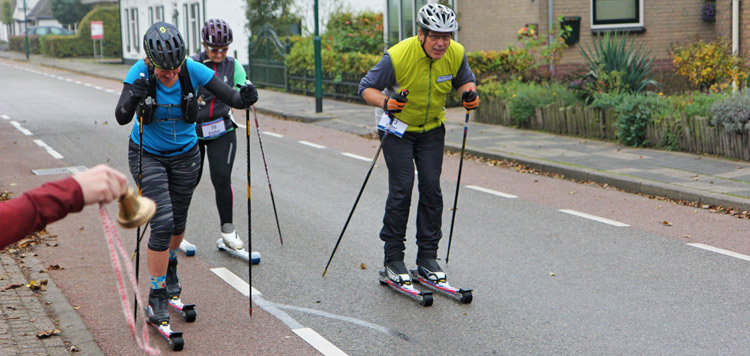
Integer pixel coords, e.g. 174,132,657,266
197,129,237,227
128,140,201,251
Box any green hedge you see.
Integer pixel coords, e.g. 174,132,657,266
41,5,121,57
9,35,41,54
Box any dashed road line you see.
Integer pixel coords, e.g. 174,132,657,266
341,152,371,162
33,139,63,159
558,209,629,227
262,131,284,138
1,114,10,120
10,121,32,136
210,267,350,356
687,243,750,262
299,140,326,149
466,185,518,199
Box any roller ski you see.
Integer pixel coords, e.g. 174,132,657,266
378,261,433,307
216,229,261,264
409,258,472,304
166,259,196,322
178,240,196,256
145,288,184,351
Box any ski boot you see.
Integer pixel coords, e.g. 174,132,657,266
166,258,196,322
410,258,472,303
146,288,184,351
221,224,244,251
378,260,433,306
216,224,261,264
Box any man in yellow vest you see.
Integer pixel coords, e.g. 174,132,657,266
358,3,479,288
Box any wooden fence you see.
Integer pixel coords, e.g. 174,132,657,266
476,99,750,161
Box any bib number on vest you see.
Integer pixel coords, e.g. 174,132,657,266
378,113,407,137
436,74,453,83
201,118,227,138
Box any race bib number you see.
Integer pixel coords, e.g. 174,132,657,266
201,118,226,138
378,113,407,137
436,74,453,83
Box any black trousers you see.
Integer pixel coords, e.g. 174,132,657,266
379,125,445,264
197,129,237,227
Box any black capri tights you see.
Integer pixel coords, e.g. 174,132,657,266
128,140,201,251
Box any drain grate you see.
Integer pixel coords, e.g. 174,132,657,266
31,166,88,176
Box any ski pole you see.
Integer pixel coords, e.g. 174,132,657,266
245,88,253,317
251,105,284,245
445,106,472,265
133,73,146,321
323,89,408,277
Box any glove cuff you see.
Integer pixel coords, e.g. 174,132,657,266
383,97,389,112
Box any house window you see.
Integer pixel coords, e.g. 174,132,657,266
130,8,140,52
385,0,456,49
124,9,130,52
156,6,164,23
190,3,201,54
148,7,154,26
592,0,643,28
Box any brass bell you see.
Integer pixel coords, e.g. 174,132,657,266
117,187,156,229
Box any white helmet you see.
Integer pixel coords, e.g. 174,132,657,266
416,4,458,33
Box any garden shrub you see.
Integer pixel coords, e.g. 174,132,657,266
710,89,750,133
576,32,657,102
41,5,121,57
670,37,749,92
9,35,41,53
479,79,579,126
325,10,383,54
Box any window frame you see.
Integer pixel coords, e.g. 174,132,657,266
591,0,644,30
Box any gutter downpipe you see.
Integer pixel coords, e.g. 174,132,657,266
733,0,740,92
548,0,554,76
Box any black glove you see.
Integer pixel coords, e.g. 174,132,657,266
383,92,408,114
129,77,149,103
239,83,258,108
461,89,479,111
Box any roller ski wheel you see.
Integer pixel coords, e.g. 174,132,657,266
216,238,261,264
377,270,433,307
169,296,197,323
145,307,184,351
409,269,472,303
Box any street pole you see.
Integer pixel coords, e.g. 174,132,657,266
313,0,322,113
23,0,28,59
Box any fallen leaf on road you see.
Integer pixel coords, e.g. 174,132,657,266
36,328,61,339
74,306,81,310
26,279,48,291
549,272,556,277
69,345,80,352
661,221,672,226
47,265,63,271
2,283,22,291
683,235,691,239
360,263,367,270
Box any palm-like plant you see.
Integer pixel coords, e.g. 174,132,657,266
578,32,658,93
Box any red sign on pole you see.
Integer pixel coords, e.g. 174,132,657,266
91,21,104,40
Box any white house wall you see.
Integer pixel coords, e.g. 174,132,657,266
120,0,247,66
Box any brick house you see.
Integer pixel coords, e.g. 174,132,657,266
459,0,720,69
387,1,743,71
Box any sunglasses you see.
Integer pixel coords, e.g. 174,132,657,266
208,46,228,53
426,34,451,43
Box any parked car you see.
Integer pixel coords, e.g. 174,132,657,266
23,26,74,36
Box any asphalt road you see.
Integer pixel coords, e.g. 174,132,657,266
3,60,750,355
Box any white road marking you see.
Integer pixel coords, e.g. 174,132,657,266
93,86,103,90
1,114,10,120
33,140,63,159
688,243,750,262
558,209,629,227
262,131,284,138
293,328,349,356
341,152,370,162
10,121,32,136
466,185,518,199
299,140,326,149
210,267,260,296
210,267,351,356
105,89,117,94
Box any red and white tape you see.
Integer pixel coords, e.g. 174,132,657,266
99,203,160,355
